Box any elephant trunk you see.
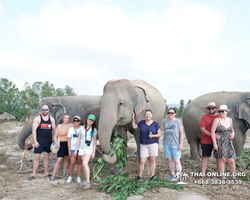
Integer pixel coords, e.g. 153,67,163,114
18,116,35,149
98,108,117,164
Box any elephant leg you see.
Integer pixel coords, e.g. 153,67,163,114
188,139,200,160
233,131,246,168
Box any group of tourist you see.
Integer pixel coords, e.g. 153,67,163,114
28,101,237,188
28,104,97,189
200,102,236,181
132,102,237,182
132,108,183,181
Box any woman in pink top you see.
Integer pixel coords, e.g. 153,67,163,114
50,114,73,181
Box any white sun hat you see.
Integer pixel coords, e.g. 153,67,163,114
218,104,230,111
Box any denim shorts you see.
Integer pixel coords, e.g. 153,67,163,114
71,150,79,154
163,144,181,159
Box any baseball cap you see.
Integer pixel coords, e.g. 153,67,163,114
88,114,96,121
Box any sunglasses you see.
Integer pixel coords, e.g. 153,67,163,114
167,112,175,115
208,107,215,110
218,110,226,113
42,109,48,111
73,119,80,122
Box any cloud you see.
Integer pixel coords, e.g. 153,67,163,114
1,1,229,102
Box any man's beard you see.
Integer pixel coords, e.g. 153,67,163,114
42,112,48,116
209,111,216,115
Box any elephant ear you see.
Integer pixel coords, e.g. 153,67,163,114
52,103,67,125
133,86,149,123
237,93,250,125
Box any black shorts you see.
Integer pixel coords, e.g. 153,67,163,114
34,142,52,154
57,141,69,158
201,143,213,157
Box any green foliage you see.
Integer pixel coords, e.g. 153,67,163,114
236,149,250,181
164,99,168,117
97,175,183,200
92,134,128,180
0,78,20,118
177,99,185,117
0,77,77,120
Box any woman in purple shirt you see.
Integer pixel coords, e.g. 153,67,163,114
132,109,161,181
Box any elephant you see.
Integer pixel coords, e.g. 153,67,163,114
18,95,101,150
182,91,250,167
98,79,166,164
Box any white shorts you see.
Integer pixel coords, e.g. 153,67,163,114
78,148,92,155
140,143,158,157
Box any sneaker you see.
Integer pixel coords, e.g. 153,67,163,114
136,176,142,181
83,182,91,189
81,180,88,186
150,176,155,181
76,176,81,183
167,175,176,181
66,176,72,183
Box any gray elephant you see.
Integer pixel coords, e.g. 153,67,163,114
182,91,250,167
18,95,101,150
98,79,165,164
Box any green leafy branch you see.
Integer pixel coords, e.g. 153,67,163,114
92,134,128,181
97,175,183,200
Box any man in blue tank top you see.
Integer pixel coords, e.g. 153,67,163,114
28,105,56,181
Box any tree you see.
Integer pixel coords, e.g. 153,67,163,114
164,99,168,118
186,99,191,106
41,81,55,99
0,78,77,120
19,82,40,118
0,78,20,118
177,99,185,117
64,85,77,96
54,88,65,96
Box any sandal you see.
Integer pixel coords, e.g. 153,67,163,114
44,173,52,178
28,176,35,181
50,176,55,181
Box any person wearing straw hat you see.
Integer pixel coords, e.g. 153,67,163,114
199,102,220,180
211,104,236,181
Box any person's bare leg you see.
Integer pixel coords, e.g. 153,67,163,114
201,157,209,174
82,154,91,181
139,157,147,177
63,156,69,176
77,155,82,177
43,152,50,176
32,154,41,177
227,158,236,179
149,156,156,177
69,155,76,177
52,157,63,177
174,158,182,172
168,157,175,176
218,158,226,179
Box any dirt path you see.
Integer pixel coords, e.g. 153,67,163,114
0,127,250,200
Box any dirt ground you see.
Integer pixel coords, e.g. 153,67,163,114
0,123,250,200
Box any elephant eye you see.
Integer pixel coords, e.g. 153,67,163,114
118,102,123,106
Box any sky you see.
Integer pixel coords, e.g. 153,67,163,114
0,0,250,104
